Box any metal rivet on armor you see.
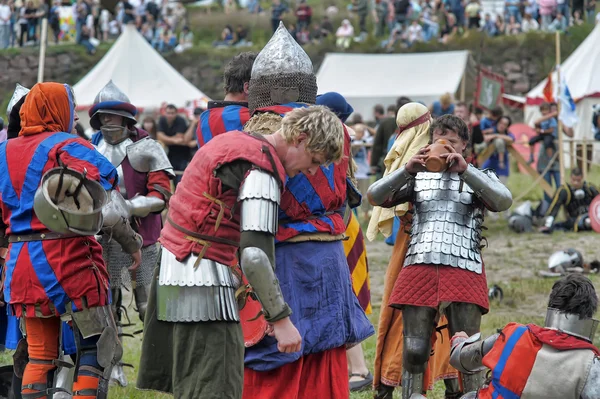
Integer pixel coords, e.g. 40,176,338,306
52,214,58,219
40,233,46,239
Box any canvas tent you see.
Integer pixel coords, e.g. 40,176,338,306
73,25,210,117
525,25,600,143
316,51,470,118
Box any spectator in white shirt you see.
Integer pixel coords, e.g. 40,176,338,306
407,19,423,44
335,18,353,49
521,12,540,31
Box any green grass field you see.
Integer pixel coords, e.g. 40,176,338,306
2,166,600,398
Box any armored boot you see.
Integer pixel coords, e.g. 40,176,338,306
374,383,394,399
444,378,462,399
133,284,150,323
109,324,128,388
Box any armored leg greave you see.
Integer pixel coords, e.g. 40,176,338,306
446,302,484,393
133,284,150,323
401,306,437,399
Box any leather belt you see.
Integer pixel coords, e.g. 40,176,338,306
166,216,239,247
8,232,81,243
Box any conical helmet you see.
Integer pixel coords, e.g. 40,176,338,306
89,80,137,130
7,84,30,115
248,22,317,112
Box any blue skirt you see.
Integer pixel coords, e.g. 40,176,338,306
244,240,374,371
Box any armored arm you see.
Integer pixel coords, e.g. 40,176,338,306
367,166,415,208
102,190,143,254
460,165,513,212
450,332,499,374
125,195,166,218
127,137,175,178
238,169,292,323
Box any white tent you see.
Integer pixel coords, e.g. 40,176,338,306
73,25,210,112
525,25,600,144
316,51,470,118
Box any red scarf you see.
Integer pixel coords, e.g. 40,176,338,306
527,324,600,356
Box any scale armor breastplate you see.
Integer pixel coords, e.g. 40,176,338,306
404,172,484,274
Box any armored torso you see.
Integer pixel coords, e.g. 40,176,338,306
404,171,484,274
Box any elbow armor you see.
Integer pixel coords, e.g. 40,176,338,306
450,332,499,374
460,165,513,212
102,191,142,254
367,166,415,207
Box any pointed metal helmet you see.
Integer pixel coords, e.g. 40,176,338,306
248,22,317,112
7,84,30,115
89,80,137,130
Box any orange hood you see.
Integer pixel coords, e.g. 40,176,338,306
19,82,75,136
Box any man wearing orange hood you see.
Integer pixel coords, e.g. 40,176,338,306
0,82,142,399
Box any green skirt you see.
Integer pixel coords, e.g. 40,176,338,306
136,267,244,399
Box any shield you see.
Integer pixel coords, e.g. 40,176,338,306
590,195,600,233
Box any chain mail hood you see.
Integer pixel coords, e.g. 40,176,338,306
248,22,317,112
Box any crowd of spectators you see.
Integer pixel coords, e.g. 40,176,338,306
0,0,194,54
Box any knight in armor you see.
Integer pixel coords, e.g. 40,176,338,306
196,52,255,148
0,82,143,399
540,167,599,233
450,274,600,399
241,23,373,399
369,103,463,399
368,114,513,399
136,105,345,398
88,80,173,386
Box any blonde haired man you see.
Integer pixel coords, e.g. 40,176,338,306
137,106,345,399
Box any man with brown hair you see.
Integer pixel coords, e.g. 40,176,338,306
197,52,256,148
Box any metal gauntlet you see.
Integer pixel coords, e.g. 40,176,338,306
126,196,166,218
238,169,290,322
450,332,499,374
367,166,415,207
102,191,142,254
460,165,513,212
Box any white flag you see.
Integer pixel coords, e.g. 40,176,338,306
559,76,578,128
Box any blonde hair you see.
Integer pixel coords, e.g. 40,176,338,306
281,105,344,163
440,92,453,107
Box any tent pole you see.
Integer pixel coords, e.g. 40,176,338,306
582,139,588,180
555,31,565,184
37,18,48,83
460,69,466,102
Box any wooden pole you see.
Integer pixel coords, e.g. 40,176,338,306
555,31,565,185
582,139,588,180
37,18,48,83
569,140,575,170
460,69,466,102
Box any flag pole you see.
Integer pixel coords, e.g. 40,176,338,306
555,31,565,184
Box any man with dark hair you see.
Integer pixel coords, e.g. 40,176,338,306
370,104,399,178
373,104,385,124
540,167,599,233
450,274,600,399
368,114,512,398
196,52,256,148
157,104,190,185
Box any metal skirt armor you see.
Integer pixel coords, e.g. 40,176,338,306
404,172,484,274
100,237,158,288
157,248,240,322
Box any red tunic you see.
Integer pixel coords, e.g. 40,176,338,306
159,131,286,265
1,132,117,317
